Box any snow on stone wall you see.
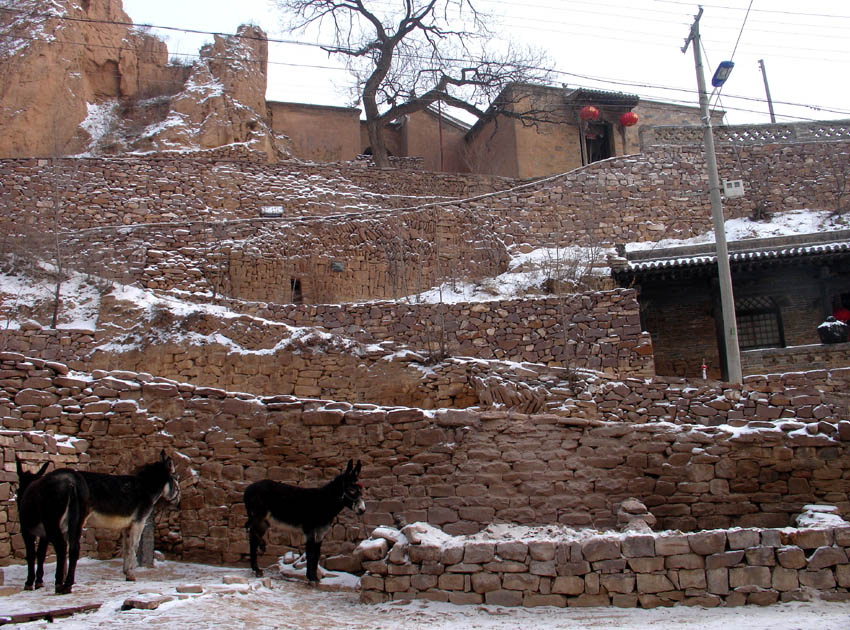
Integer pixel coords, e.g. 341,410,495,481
358,521,850,608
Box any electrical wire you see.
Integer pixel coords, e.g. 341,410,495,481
2,5,849,121
3,29,848,122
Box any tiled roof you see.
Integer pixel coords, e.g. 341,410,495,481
612,231,850,279
628,241,850,272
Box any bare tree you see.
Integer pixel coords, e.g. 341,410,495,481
274,0,554,167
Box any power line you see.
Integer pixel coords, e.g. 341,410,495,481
649,0,850,20
729,0,754,61
4,5,850,57
3,28,849,122
2,6,849,121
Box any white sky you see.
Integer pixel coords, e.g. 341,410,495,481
120,0,850,126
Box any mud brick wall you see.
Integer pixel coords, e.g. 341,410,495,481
360,523,850,608
1,355,849,571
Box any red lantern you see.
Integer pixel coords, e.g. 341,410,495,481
579,106,599,121
620,111,639,127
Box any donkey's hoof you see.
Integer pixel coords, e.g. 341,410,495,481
253,569,264,578
125,574,137,582
24,583,34,591
55,585,72,595
35,581,44,590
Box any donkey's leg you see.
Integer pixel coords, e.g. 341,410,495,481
22,533,38,590
247,516,269,577
122,519,146,581
305,535,322,583
63,512,85,592
34,537,49,589
50,531,70,594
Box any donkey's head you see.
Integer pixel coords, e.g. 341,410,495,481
340,459,365,515
15,458,50,500
140,450,181,504
159,450,181,504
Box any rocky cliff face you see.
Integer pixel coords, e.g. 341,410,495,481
0,0,288,160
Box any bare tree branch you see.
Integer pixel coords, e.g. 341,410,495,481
273,0,553,167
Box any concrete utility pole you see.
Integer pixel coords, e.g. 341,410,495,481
682,8,743,384
758,59,776,123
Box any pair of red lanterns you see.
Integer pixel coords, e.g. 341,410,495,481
579,105,638,127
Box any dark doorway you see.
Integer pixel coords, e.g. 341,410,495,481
585,122,613,163
290,278,303,304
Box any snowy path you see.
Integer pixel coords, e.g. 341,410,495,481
1,558,848,629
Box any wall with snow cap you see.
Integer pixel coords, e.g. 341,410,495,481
358,521,850,608
0,291,656,393
2,353,849,571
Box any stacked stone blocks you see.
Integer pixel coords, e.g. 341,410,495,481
360,524,850,607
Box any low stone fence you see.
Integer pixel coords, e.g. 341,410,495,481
359,522,850,607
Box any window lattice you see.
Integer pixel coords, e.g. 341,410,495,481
736,296,783,350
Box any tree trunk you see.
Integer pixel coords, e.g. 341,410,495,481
365,115,389,168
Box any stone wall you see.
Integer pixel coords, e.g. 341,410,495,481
212,292,653,376
2,134,848,304
1,354,849,571
742,343,850,375
359,522,850,607
0,156,513,231
1,291,656,395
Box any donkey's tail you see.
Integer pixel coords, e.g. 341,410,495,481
64,480,85,542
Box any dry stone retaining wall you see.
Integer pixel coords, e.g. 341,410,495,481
742,343,850,375
0,156,512,230
360,522,850,607
1,291,656,395
2,134,848,303
1,354,849,571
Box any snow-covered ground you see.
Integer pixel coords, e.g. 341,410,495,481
627,208,849,252
2,558,849,630
413,209,848,303
2,209,846,321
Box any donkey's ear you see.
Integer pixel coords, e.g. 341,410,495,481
16,457,23,476
353,460,362,478
345,459,354,475
160,449,167,463
37,461,50,476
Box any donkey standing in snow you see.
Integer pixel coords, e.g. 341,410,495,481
16,450,181,594
15,459,55,591
244,459,365,582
